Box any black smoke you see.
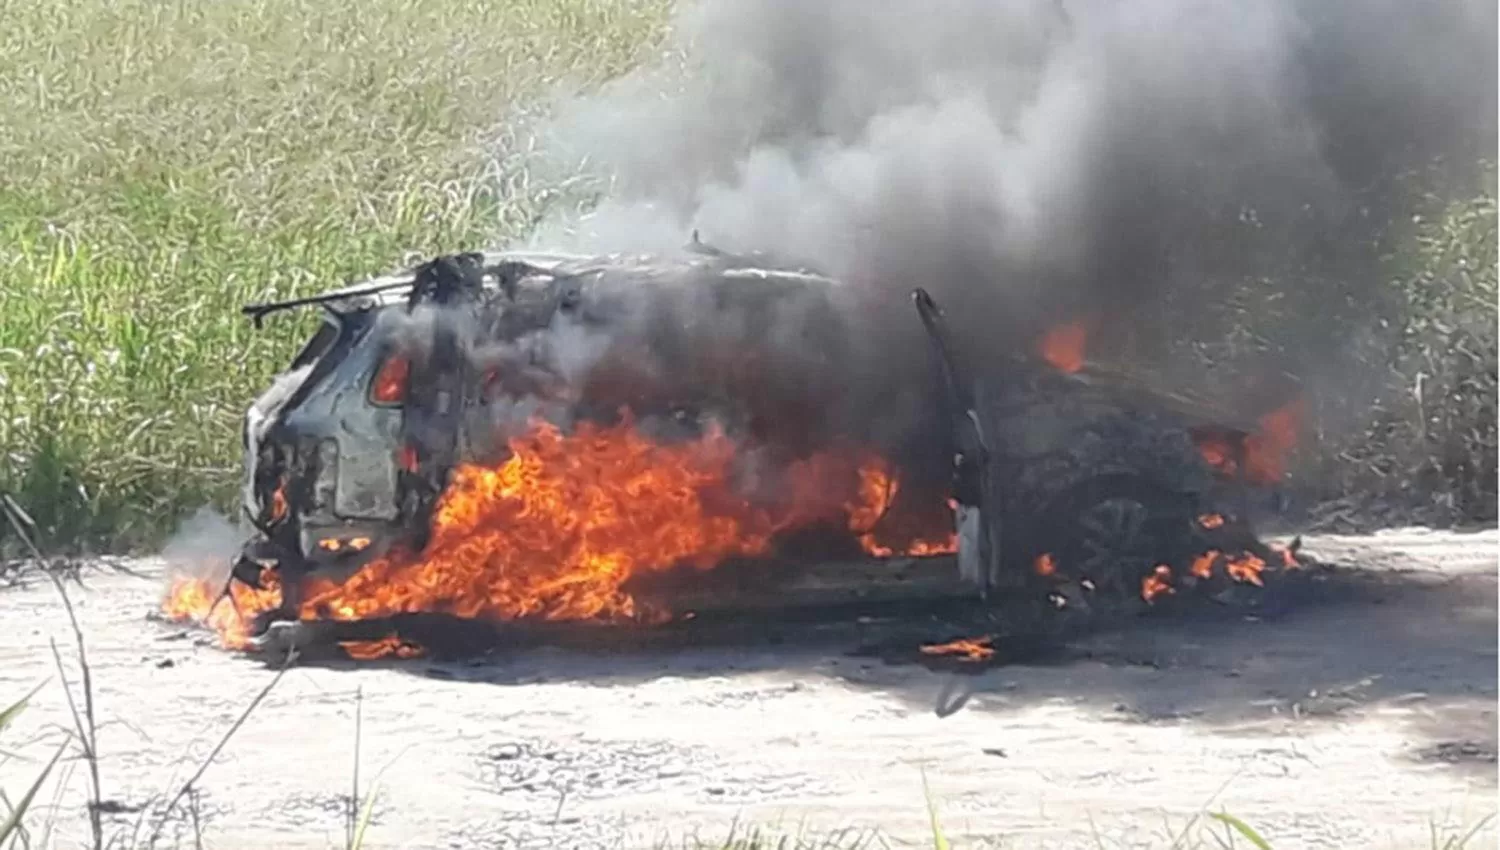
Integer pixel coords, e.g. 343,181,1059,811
517,0,1495,414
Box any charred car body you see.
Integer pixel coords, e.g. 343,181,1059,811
231,247,1291,629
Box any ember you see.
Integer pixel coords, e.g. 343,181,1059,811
1033,552,1058,576
1194,433,1239,477
341,637,424,660
920,635,996,661
1190,550,1219,579
1141,565,1175,603
1225,552,1267,586
269,481,288,522
1039,319,1089,373
1271,542,1301,569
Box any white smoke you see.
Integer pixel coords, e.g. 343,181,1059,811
160,506,242,585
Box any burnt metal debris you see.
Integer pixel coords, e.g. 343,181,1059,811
226,248,1292,647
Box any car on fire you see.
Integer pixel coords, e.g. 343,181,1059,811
228,246,1295,633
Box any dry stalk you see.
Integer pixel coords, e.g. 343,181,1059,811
147,647,296,847
1,494,104,850
346,685,363,850
188,788,204,850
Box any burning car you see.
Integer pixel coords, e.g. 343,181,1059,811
175,246,1300,652
910,287,1300,617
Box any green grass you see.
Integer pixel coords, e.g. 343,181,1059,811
0,0,1493,553
0,0,670,550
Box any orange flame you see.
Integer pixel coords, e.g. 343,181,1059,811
1243,397,1305,485
1192,396,1305,485
1034,552,1057,576
309,416,811,624
1192,431,1239,478
1197,513,1225,529
848,459,899,556
903,536,959,556
850,462,895,524
1190,550,1219,579
371,355,409,405
1039,320,1088,373
1225,552,1267,586
1271,542,1300,569
920,635,996,661
1141,565,1175,603
341,637,424,660
164,414,957,653
160,570,282,650
270,483,288,522
847,459,956,557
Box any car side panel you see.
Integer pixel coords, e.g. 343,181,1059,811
278,320,402,523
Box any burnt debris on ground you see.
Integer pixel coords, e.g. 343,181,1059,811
205,546,1334,670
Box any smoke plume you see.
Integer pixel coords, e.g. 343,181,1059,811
161,507,242,585
517,0,1495,404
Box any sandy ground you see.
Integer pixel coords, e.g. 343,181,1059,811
2,528,1496,850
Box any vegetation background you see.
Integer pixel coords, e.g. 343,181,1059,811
0,0,1493,552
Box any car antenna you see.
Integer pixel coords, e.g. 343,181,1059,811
241,280,417,328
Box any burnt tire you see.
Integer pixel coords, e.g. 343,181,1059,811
1027,474,1200,615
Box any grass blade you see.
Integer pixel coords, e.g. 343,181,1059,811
919,770,950,850
0,737,69,846
1209,812,1272,850
348,782,381,850
0,682,47,737
1445,813,1496,850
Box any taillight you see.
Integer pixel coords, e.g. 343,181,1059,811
371,354,409,405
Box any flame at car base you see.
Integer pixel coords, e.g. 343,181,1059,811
162,412,957,655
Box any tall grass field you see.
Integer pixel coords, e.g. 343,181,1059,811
0,0,1493,552
0,0,669,548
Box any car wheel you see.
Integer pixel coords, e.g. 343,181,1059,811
1031,476,1198,614
1066,496,1162,600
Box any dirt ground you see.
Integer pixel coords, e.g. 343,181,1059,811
2,528,1496,850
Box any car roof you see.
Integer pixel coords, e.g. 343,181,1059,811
299,249,1263,436
316,249,840,311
